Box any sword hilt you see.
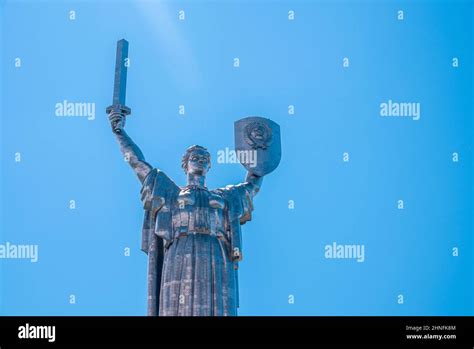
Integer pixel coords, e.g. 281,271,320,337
106,104,131,133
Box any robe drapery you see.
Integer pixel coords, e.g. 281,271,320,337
140,169,255,316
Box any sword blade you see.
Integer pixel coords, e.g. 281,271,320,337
112,39,129,106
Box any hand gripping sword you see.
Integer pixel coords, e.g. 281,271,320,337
106,39,131,133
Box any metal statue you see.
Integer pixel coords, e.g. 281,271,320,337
106,39,281,316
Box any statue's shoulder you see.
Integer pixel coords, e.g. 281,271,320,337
211,183,253,223
211,182,252,201
141,169,180,208
143,168,178,186
211,184,234,195
212,182,252,193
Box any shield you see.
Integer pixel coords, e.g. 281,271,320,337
234,116,281,176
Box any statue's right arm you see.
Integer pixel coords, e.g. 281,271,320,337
109,111,152,183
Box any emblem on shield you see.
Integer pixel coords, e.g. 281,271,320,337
234,116,281,176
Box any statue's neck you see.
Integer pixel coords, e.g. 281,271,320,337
186,173,206,188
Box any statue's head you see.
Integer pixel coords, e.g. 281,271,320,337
181,145,211,176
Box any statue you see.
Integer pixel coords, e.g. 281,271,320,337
106,40,281,316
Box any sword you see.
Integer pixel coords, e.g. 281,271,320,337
106,39,131,133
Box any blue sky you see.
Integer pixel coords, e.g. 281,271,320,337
0,0,472,315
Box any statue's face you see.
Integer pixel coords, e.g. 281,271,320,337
187,149,210,176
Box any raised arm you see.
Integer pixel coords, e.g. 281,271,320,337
109,111,152,183
245,171,264,196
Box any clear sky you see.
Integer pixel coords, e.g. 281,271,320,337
0,0,472,315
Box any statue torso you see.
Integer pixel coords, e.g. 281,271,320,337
172,186,228,240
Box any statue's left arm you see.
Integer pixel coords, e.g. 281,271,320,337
215,172,263,264
244,171,264,197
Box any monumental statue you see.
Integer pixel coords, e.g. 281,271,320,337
106,39,281,316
